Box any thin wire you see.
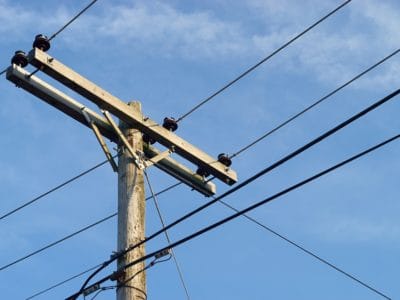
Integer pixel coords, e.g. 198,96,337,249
217,200,388,299
22,182,182,300
175,0,352,122
25,264,102,300
0,68,7,76
230,48,400,158
144,171,191,300
0,157,114,221
0,214,115,272
89,286,115,300
83,132,399,300
48,0,99,41
80,87,400,293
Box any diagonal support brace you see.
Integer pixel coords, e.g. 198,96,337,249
81,108,118,172
102,109,145,170
142,149,172,168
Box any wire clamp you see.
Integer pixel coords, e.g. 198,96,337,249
82,283,100,296
154,248,171,259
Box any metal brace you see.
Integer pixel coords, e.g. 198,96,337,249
81,108,118,172
102,109,145,170
142,148,172,168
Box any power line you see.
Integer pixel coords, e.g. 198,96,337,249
75,132,399,300
175,0,352,123
49,0,99,41
79,87,400,292
0,215,115,272
144,171,191,300
216,200,388,299
230,48,400,158
0,157,112,221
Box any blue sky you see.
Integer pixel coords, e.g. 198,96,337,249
1,0,400,299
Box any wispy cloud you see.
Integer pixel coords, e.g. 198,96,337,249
1,0,400,87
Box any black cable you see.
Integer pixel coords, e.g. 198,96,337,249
25,264,102,300
22,182,181,300
175,0,352,122
48,0,99,41
81,132,399,300
0,158,112,221
230,48,400,158
78,87,400,294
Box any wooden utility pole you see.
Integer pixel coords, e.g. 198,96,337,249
117,102,146,300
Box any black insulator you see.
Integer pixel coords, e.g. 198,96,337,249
33,34,50,52
196,167,210,178
142,134,156,145
11,50,28,67
218,153,232,167
163,117,178,132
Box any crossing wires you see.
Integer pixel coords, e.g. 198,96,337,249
72,132,400,300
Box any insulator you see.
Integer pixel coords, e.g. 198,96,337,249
218,153,232,167
196,167,210,178
142,134,156,144
11,50,28,67
33,34,50,52
162,117,178,132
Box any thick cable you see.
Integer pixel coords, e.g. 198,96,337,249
86,133,399,300
144,171,191,300
230,48,400,158
175,0,352,122
79,88,400,293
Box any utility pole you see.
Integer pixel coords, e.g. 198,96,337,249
117,102,146,300
6,44,237,300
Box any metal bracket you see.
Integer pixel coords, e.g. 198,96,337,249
102,109,145,170
81,108,118,172
143,149,172,168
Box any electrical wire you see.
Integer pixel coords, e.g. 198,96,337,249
22,182,181,300
0,157,113,222
79,87,400,294
79,132,399,300
0,214,115,272
49,0,99,41
175,0,352,123
144,171,191,300
230,48,400,158
216,200,388,299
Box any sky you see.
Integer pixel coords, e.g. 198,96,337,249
0,0,400,299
